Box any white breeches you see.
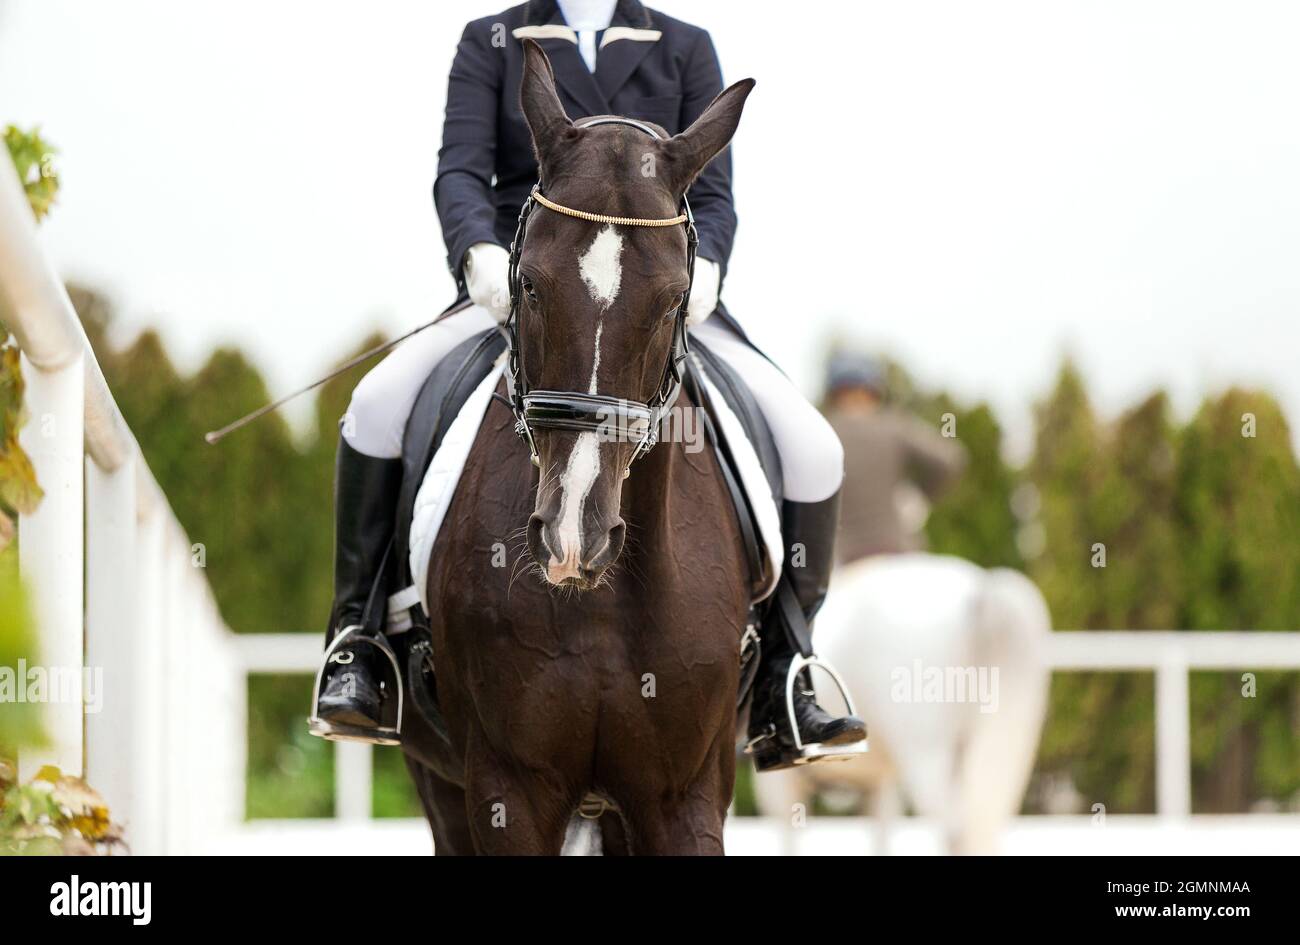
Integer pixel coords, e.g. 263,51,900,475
343,306,499,460
688,319,844,502
343,307,844,503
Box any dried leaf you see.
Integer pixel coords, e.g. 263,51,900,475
1,769,124,854
33,765,61,783
48,775,112,840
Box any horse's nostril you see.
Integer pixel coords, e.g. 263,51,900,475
583,520,626,575
606,520,626,558
527,513,554,564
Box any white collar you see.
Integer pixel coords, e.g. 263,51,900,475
557,0,617,32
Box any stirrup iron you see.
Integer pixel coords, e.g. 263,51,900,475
783,654,869,765
308,625,404,746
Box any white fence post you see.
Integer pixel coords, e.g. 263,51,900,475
201,591,245,850
84,453,137,819
161,526,189,854
335,742,373,822
131,505,166,855
16,351,85,779
1155,646,1191,818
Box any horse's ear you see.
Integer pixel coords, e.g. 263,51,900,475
661,78,755,194
520,39,573,172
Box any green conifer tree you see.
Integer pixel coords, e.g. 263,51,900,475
1176,389,1300,811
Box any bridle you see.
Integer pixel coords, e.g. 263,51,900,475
503,117,699,477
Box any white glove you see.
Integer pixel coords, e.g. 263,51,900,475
464,242,512,322
686,258,721,325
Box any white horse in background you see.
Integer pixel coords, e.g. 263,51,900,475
753,554,1051,855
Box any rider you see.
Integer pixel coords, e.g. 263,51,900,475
313,0,866,770
823,352,968,564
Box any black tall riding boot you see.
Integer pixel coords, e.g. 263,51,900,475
747,491,867,772
312,437,403,736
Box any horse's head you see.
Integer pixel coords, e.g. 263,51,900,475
514,40,753,589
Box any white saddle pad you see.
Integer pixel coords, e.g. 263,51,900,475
693,358,783,600
408,359,507,612
407,356,782,613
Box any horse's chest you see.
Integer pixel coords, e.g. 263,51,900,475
424,416,746,752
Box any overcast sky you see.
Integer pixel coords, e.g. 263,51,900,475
3,0,1298,457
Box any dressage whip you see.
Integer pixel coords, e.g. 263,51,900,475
203,302,472,445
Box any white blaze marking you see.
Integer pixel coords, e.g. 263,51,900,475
589,322,602,394
578,225,623,309
552,432,600,579
549,226,621,581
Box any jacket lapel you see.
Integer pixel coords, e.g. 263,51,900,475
594,30,660,102
517,2,609,117
594,2,659,102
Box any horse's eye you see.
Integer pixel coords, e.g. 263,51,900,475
521,277,539,303
665,294,685,319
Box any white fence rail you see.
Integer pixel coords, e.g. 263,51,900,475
1048,631,1300,818
230,630,1300,833
0,157,240,854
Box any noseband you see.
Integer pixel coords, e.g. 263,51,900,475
503,117,699,476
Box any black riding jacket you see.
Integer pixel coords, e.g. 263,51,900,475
434,0,738,295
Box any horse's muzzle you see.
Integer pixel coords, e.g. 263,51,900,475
527,513,626,589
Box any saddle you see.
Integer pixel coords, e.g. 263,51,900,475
378,320,787,743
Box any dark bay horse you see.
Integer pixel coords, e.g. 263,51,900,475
399,41,757,854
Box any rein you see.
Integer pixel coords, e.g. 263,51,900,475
503,117,699,477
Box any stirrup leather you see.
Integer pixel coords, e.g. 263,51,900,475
308,625,404,746
746,654,869,766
